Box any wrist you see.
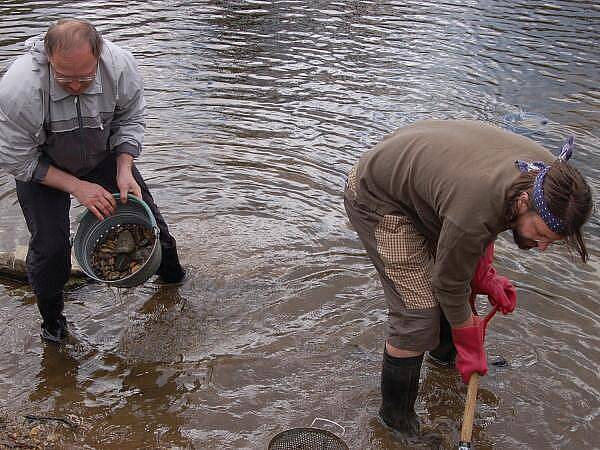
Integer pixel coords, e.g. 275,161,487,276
68,177,81,195
116,154,134,173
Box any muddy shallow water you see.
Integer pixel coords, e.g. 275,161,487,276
1,1,598,449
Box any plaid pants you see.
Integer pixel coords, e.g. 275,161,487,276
344,164,442,352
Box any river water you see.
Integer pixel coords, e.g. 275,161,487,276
0,1,598,449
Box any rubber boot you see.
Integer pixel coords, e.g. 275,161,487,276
37,293,68,343
156,243,186,284
427,313,456,367
378,351,423,436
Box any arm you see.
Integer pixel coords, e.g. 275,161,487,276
105,48,144,204
431,219,483,327
0,74,45,182
115,153,141,203
41,165,116,220
432,220,489,384
40,155,141,217
109,48,146,159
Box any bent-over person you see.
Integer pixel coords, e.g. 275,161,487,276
344,119,592,440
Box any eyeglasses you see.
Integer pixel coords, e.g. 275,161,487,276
54,74,96,83
51,63,97,84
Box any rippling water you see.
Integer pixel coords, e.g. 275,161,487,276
1,1,598,449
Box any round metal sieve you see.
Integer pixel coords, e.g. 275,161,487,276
268,418,348,450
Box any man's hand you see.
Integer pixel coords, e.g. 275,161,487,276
471,242,517,314
72,180,116,220
451,315,488,384
41,164,116,220
116,153,141,203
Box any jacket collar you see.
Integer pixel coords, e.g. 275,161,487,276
49,64,104,101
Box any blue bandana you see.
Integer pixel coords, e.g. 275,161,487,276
515,136,574,234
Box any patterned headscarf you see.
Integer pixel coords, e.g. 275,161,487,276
514,136,575,234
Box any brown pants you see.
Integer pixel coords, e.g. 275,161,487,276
344,165,443,352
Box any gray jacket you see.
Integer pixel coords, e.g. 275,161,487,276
0,35,146,182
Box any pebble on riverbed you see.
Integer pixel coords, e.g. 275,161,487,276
90,223,155,281
0,416,63,449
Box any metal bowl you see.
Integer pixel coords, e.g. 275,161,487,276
73,194,161,288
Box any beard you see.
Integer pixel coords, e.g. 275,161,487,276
512,229,536,250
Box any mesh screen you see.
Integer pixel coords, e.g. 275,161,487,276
268,428,348,450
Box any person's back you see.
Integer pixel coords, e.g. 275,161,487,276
355,119,553,240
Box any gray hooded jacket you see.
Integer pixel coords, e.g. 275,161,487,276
0,35,145,182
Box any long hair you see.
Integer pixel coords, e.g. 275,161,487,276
44,19,103,59
504,161,592,262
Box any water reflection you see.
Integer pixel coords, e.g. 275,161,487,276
30,344,81,405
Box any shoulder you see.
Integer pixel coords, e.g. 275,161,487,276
2,53,44,88
100,39,139,73
0,54,45,120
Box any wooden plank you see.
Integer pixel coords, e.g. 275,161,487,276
0,245,84,282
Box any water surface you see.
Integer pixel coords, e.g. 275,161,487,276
0,1,598,448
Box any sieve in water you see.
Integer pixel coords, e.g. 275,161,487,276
268,418,348,450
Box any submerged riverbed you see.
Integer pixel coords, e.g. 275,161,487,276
1,1,598,449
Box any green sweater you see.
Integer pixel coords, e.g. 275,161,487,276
354,119,552,325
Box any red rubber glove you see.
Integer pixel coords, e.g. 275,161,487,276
471,242,517,314
451,315,488,384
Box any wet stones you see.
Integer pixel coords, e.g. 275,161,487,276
91,223,155,281
115,230,136,253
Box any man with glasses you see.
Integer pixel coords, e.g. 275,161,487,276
0,19,186,343
344,120,592,442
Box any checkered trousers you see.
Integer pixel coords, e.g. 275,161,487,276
344,163,441,351
345,164,438,310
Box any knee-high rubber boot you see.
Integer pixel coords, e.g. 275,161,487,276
428,313,456,366
37,293,68,343
378,351,423,436
156,243,186,284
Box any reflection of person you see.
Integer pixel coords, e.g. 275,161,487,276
30,343,80,404
0,19,185,343
344,120,592,438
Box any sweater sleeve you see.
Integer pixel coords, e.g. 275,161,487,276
109,48,146,157
432,218,486,326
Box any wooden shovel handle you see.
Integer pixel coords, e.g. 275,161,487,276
459,292,496,448
459,292,498,450
460,372,480,444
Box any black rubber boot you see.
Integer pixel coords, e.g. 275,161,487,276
156,243,186,284
378,351,423,436
427,313,456,367
37,294,68,343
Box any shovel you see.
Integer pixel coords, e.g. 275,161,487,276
458,294,498,450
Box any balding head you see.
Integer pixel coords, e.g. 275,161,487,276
44,19,103,58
